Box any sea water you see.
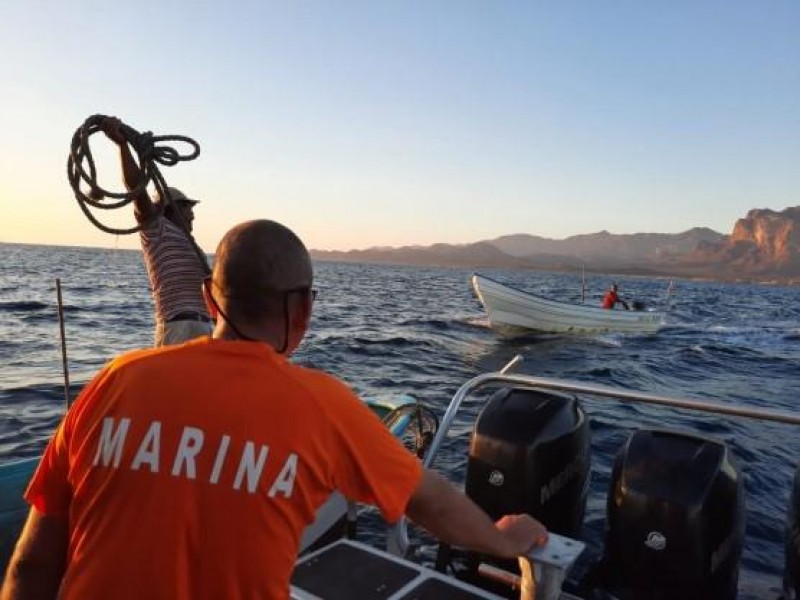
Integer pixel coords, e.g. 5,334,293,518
1,242,799,598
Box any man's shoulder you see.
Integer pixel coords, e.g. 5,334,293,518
67,346,166,415
288,364,357,401
283,365,376,424
139,217,196,253
107,345,169,373
139,214,166,240
286,367,388,441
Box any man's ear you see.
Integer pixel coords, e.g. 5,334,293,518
289,294,312,332
202,280,218,319
284,294,312,356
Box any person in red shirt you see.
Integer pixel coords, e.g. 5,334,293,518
2,219,547,600
602,283,629,310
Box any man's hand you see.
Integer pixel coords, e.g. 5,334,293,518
495,514,548,557
99,116,127,146
406,470,549,560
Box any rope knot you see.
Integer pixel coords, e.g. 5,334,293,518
130,130,193,167
130,130,155,159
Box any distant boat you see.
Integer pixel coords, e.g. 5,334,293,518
471,273,666,334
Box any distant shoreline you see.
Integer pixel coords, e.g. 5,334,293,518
310,255,798,287
4,241,796,286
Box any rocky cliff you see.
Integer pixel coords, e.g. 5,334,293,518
682,207,800,279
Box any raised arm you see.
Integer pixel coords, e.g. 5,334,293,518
405,468,547,558
1,509,68,600
99,117,155,224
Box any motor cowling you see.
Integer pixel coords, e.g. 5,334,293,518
600,429,744,600
465,387,591,536
784,462,800,600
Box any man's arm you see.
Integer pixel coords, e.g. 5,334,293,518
405,469,547,558
320,378,546,557
99,117,155,225
1,509,68,600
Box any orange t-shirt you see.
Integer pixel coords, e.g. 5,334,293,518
602,290,619,309
25,338,422,600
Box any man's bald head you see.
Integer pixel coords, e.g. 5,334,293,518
212,220,313,320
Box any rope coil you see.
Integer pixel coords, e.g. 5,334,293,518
67,114,210,274
382,401,439,459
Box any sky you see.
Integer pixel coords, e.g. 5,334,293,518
0,1,798,252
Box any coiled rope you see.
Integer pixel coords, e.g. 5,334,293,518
382,401,439,460
67,114,210,274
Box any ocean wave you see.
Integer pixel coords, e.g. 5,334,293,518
0,300,49,311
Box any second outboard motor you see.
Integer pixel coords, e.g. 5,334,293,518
784,462,800,600
465,387,590,536
599,429,744,600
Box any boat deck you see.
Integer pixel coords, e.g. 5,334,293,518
291,537,585,600
292,540,505,599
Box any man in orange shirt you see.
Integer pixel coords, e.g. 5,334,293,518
2,219,547,600
602,283,629,310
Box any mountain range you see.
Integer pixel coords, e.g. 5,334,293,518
311,206,800,284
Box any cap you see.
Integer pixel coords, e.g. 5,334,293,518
160,186,199,206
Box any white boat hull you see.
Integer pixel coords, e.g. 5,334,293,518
471,274,665,334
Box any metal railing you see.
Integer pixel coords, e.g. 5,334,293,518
388,353,800,561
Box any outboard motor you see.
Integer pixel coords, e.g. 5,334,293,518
599,429,744,600
442,387,589,594
465,387,590,536
783,462,800,600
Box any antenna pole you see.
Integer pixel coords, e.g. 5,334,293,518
56,278,71,408
581,265,586,303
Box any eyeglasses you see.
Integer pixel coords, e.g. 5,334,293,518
205,279,316,300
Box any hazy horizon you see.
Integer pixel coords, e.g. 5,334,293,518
1,212,742,254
